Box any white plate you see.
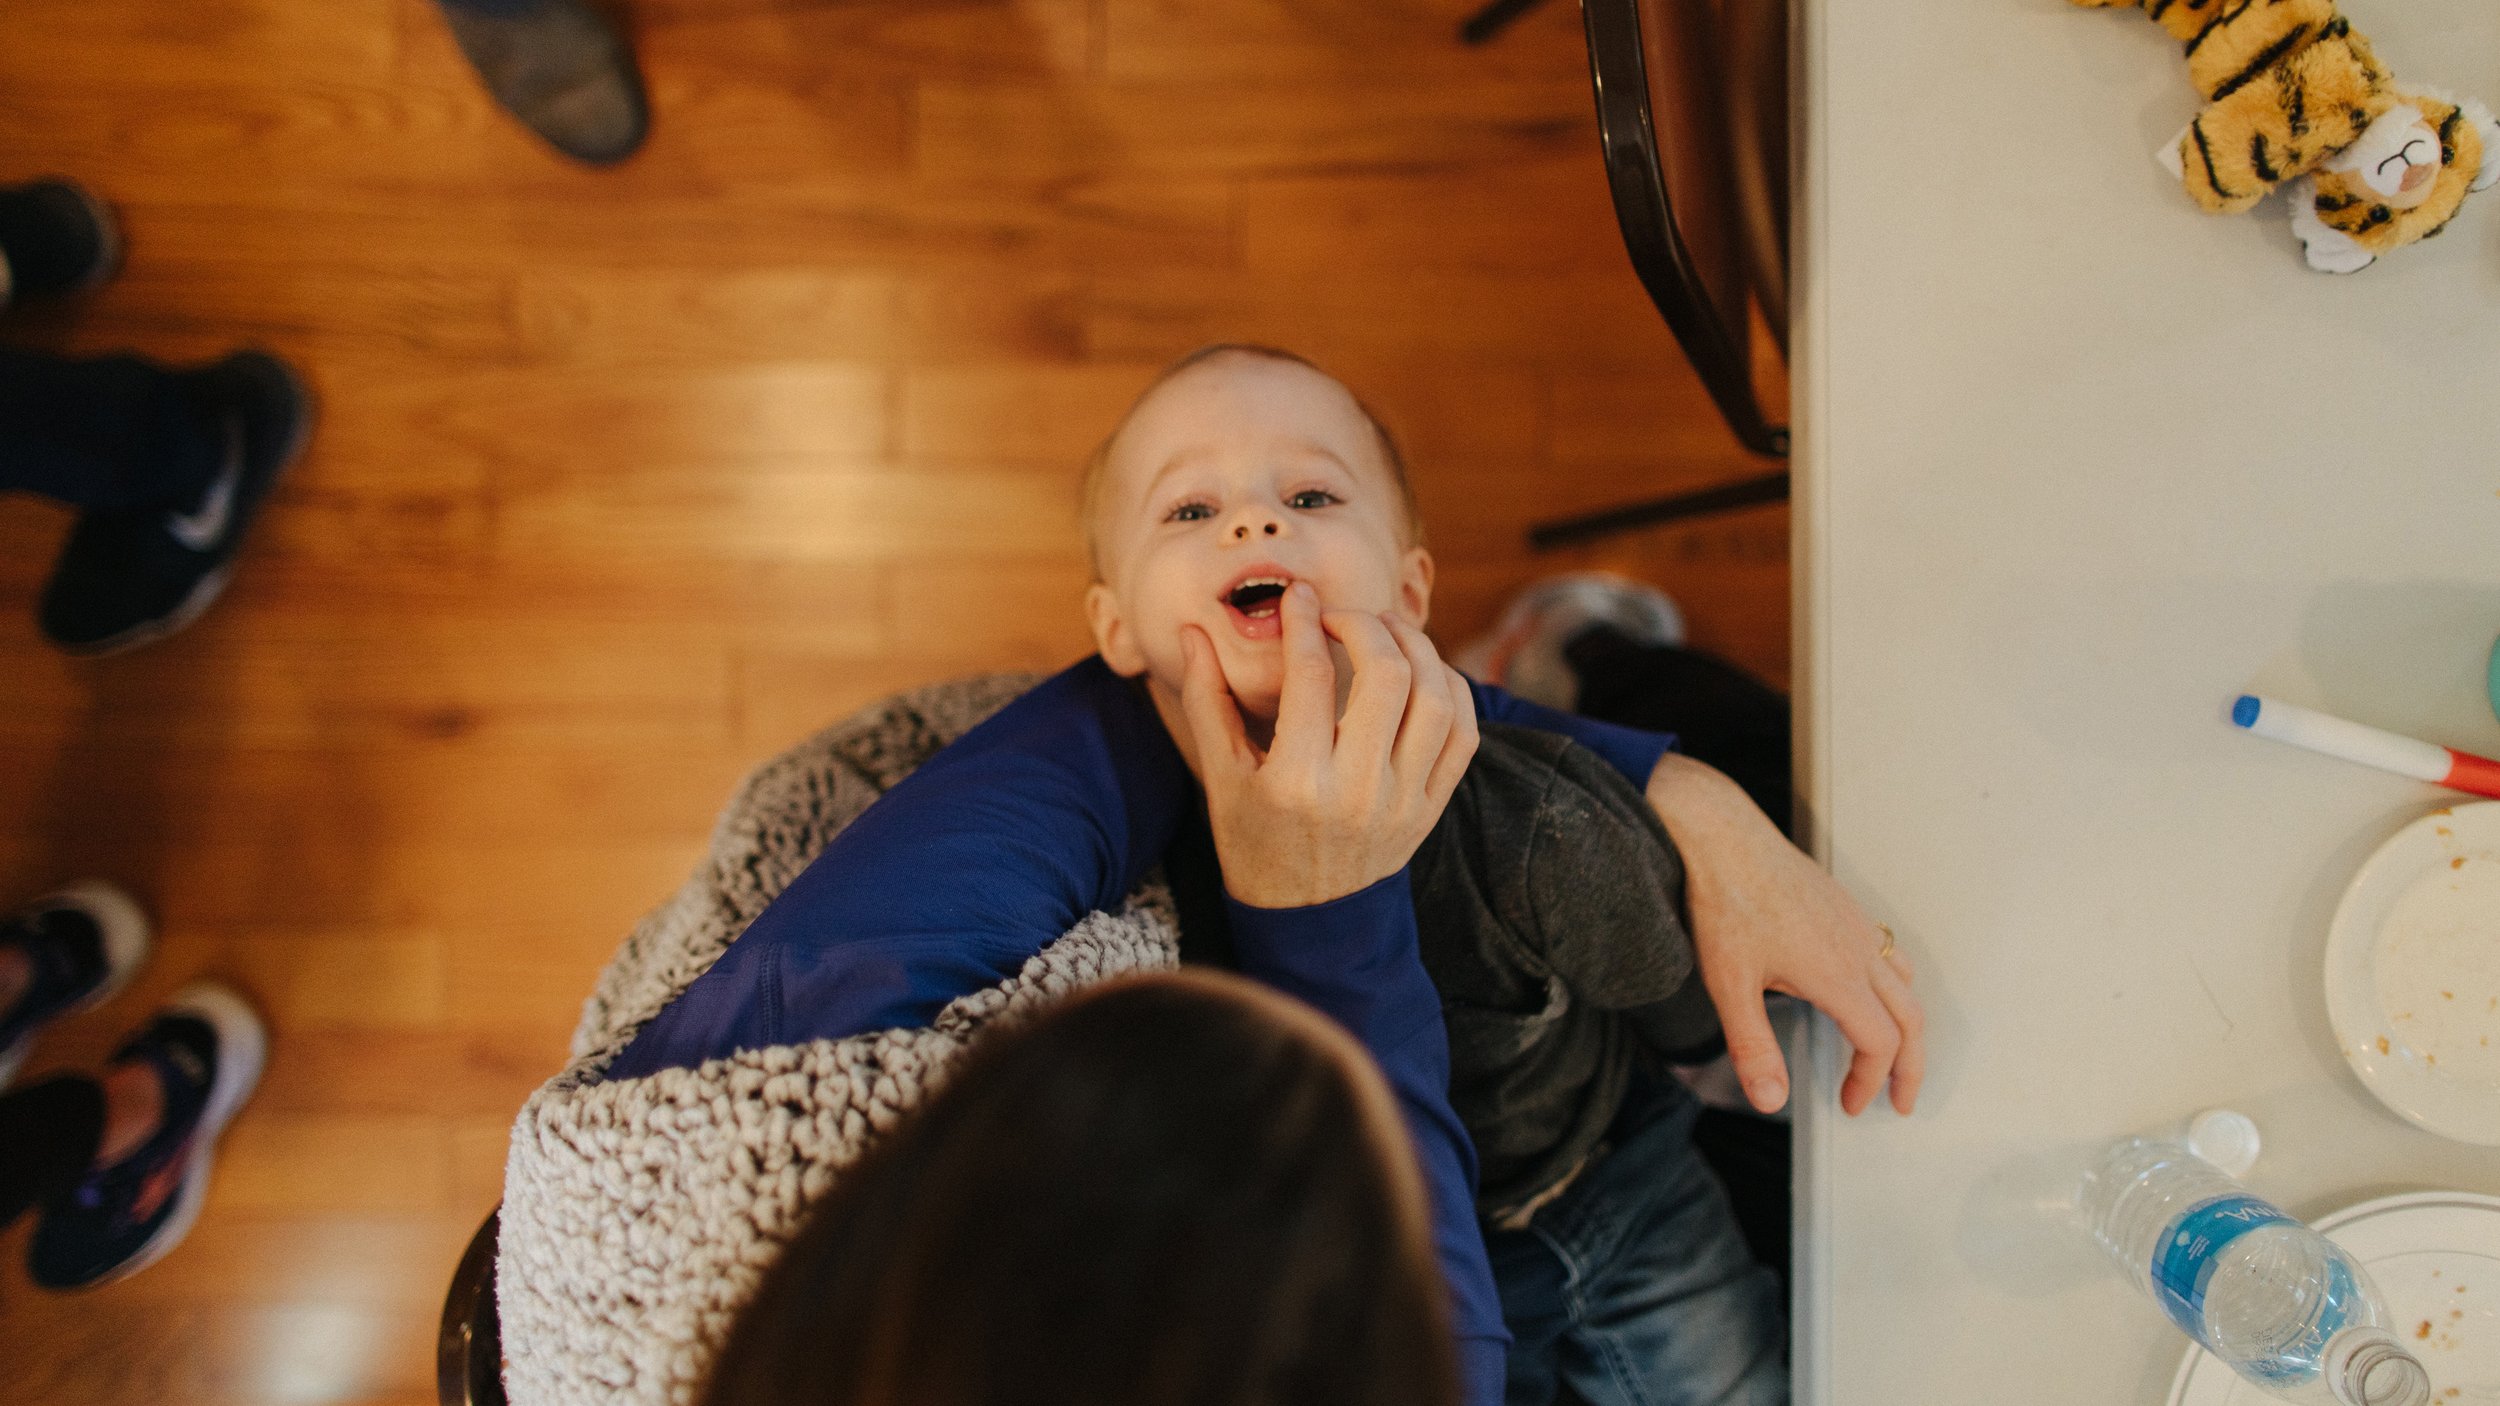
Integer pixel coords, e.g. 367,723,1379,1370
2168,1191,2500,1406
2326,803,2500,1146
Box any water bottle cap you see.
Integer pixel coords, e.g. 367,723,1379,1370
2323,1327,2431,1406
2185,1109,2260,1177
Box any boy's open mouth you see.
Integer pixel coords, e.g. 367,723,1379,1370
1220,569,1294,639
1227,579,1288,616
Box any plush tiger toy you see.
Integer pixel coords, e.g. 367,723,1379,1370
2076,0,2500,271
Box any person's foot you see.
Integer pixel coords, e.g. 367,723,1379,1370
29,982,267,1290
437,0,650,166
37,350,315,656
0,179,121,309
0,882,152,1091
1453,572,1686,711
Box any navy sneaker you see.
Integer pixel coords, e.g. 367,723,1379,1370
29,982,267,1290
37,350,315,656
0,179,121,308
0,881,152,1090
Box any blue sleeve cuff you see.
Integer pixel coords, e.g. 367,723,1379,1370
1456,1335,1508,1406
1222,872,1435,1048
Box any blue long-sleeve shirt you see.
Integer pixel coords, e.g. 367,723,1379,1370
606,657,1676,1405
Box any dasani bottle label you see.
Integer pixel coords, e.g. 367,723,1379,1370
2151,1195,2359,1385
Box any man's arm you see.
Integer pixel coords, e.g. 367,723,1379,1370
1643,751,1926,1117
1471,677,1925,1118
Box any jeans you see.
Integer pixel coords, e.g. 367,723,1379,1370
1487,1077,1788,1406
0,346,220,511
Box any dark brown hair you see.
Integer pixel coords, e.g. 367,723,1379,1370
1080,344,1424,581
698,971,1459,1406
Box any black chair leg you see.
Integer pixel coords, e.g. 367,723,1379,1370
1526,470,1790,550
439,1207,507,1406
1459,0,1552,44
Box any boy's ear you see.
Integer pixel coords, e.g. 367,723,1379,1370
1395,546,1435,630
1086,582,1149,677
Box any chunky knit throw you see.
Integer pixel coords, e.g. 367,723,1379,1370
497,674,1179,1406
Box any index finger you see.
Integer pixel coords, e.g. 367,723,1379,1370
1267,583,1339,767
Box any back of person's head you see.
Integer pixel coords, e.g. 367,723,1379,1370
698,971,1459,1406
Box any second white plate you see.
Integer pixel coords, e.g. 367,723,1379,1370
2168,1191,2500,1406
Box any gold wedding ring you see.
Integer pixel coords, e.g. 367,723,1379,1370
1875,924,1897,961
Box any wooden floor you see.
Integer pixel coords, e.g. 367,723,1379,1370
0,0,1786,1400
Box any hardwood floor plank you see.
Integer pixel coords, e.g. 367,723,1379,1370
638,0,1102,81
1239,156,1633,274
1101,0,1588,83
916,75,1592,183
1083,266,1688,365
208,1113,455,1215
0,0,402,90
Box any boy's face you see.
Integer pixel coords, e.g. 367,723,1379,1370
1086,354,1433,722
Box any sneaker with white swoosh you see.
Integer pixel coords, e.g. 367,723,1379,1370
36,350,313,655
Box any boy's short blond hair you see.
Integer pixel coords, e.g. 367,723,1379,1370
1081,344,1424,582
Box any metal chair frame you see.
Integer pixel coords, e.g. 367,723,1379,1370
438,1207,507,1406
1482,0,1796,549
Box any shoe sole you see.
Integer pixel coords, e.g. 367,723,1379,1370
0,881,154,1091
53,354,316,659
72,982,267,1288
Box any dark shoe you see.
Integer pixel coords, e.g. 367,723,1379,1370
37,350,314,656
29,982,266,1289
0,179,121,307
438,0,650,166
0,882,152,1089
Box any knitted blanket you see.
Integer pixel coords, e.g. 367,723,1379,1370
497,674,1180,1406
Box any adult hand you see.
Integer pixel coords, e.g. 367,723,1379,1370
1646,754,1925,1119
1175,582,1479,909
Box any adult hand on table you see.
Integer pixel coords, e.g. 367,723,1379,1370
1173,582,1480,909
1646,753,1926,1119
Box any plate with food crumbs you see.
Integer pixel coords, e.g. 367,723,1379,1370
2327,803,2500,1145
2172,1192,2500,1406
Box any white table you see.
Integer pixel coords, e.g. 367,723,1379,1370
1791,0,2500,1400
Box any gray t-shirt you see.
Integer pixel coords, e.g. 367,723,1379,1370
1409,724,1720,1221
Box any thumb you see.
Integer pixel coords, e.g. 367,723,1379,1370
1707,970,1790,1114
1179,628,1252,779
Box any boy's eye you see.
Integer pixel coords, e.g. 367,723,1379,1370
1167,501,1214,523
1287,489,1339,510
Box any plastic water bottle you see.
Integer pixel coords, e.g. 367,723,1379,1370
2079,1138,2431,1406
